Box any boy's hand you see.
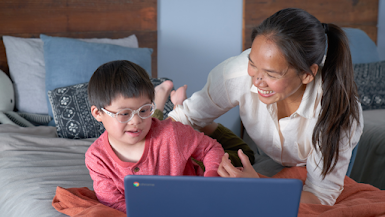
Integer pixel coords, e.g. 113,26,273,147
217,149,259,178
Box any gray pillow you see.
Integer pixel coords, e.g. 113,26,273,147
354,60,385,110
48,78,174,139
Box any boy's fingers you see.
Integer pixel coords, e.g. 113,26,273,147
217,153,231,177
221,153,243,177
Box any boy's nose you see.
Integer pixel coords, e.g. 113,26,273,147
128,113,142,125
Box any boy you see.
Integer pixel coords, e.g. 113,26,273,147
85,60,224,213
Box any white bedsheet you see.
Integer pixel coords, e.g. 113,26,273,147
0,124,96,217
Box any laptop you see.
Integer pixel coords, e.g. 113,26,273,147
124,175,302,217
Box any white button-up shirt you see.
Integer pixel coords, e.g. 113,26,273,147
168,48,364,205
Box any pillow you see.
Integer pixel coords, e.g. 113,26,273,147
343,28,380,64
354,60,385,110
2,35,138,115
48,78,174,139
41,34,153,126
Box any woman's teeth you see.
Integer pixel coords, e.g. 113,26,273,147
258,88,274,94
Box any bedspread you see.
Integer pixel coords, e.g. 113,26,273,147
53,166,385,217
0,124,95,217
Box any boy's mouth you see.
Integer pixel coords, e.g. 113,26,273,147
125,129,141,136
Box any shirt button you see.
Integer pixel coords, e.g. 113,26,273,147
133,167,140,173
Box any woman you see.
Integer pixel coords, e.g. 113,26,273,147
168,8,363,205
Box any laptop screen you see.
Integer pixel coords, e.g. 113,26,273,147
125,175,302,217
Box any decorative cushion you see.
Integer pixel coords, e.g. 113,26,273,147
48,78,174,139
354,60,385,110
2,35,138,114
41,34,153,126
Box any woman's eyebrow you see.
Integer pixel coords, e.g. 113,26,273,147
247,54,254,64
248,54,282,75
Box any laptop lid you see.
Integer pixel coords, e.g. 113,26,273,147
124,175,302,217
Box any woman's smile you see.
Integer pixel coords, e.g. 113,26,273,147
257,87,275,96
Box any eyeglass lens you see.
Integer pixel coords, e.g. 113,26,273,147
116,104,154,123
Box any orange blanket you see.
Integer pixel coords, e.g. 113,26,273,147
52,167,385,217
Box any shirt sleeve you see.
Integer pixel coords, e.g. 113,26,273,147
303,104,364,205
85,150,127,213
168,56,237,130
173,122,225,176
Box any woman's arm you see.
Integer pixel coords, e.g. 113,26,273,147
301,191,321,204
167,56,241,129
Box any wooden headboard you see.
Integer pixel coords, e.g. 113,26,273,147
0,0,158,78
243,0,379,50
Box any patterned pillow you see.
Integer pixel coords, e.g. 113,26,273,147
48,78,174,139
354,60,385,110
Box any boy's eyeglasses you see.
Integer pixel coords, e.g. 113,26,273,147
101,103,156,123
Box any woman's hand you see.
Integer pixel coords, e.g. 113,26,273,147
217,149,260,178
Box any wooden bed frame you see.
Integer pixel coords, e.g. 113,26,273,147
242,0,379,50
0,0,158,78
1,0,378,80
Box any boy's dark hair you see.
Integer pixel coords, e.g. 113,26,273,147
88,60,154,110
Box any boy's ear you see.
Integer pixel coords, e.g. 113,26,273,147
91,105,103,122
301,63,318,85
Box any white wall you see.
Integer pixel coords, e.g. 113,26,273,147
158,0,243,136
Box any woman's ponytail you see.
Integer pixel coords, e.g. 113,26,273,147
312,23,361,177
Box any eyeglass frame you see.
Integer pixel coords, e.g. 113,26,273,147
100,102,156,123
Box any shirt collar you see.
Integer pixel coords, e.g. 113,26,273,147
296,72,322,119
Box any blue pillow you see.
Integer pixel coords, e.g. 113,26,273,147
41,34,153,125
343,28,379,64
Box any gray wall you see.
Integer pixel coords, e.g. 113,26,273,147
158,0,243,136
158,0,385,136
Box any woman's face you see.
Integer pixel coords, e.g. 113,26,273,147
248,35,311,106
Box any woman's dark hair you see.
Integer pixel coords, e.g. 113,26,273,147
88,60,154,110
251,8,360,178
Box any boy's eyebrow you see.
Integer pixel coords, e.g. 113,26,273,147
116,101,152,110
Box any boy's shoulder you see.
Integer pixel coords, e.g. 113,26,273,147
86,131,108,155
150,117,197,136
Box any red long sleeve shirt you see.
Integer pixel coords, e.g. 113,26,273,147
85,118,224,213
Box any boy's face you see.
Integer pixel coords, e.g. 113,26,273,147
92,94,153,149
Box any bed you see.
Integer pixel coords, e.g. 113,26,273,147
1,1,385,217
0,1,158,216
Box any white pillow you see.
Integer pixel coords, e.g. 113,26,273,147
3,35,138,115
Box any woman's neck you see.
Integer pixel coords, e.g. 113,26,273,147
277,84,307,120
